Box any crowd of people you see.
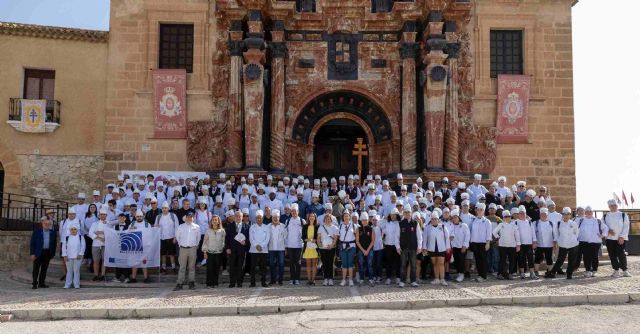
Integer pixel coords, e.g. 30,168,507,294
29,172,632,291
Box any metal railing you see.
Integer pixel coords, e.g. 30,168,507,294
9,98,62,124
0,191,70,231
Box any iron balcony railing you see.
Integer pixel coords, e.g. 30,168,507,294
9,98,62,124
0,191,70,231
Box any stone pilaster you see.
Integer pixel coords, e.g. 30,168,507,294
226,21,245,169
269,21,287,172
444,36,461,172
242,11,266,169
423,11,448,170
399,22,419,173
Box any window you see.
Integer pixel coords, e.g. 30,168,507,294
159,24,194,73
23,69,55,100
490,30,523,78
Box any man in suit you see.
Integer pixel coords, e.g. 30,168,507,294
225,210,250,288
30,216,57,289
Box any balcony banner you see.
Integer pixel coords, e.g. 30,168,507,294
496,74,530,144
153,69,187,138
20,99,46,133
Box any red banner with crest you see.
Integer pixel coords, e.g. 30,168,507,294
496,75,530,144
153,69,187,138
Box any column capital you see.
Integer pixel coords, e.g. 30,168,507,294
270,42,288,58
228,40,245,57
445,42,461,59
399,42,420,60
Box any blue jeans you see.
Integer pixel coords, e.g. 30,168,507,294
372,249,383,278
269,250,285,283
487,242,499,273
358,250,374,280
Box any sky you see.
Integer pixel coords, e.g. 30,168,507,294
0,0,637,209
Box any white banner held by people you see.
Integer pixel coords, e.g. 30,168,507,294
104,227,160,268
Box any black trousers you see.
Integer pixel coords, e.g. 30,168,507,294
384,245,400,279
250,253,268,284
32,249,52,286
551,246,578,277
319,248,336,279
535,247,553,267
115,267,131,280
606,239,628,271
452,247,465,274
498,246,517,276
206,252,222,286
287,248,302,281
471,243,488,279
229,251,246,285
580,242,601,272
518,244,535,270
196,238,205,263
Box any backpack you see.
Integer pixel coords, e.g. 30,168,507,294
535,220,555,239
155,213,178,226
603,212,626,224
578,218,603,234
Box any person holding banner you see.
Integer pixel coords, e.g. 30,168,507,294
156,201,179,274
88,208,109,281
128,210,153,283
174,212,201,291
112,214,131,283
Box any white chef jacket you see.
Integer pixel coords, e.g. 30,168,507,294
460,212,475,227
88,220,109,247
62,233,85,258
535,220,555,248
249,223,270,253
156,213,178,240
577,217,608,243
603,211,630,241
269,223,287,251
548,211,562,224
382,220,400,247
176,223,201,247
194,210,211,235
73,203,89,218
554,220,579,249
423,223,450,252
493,222,520,247
372,224,384,251
467,184,488,205
285,216,303,248
238,194,251,210
469,217,493,243
449,222,470,249
515,219,537,245
59,218,81,240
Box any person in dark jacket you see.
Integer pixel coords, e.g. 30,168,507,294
225,210,250,288
30,216,57,289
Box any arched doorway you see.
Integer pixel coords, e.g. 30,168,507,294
313,118,368,179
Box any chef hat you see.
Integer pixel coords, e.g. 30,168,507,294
442,177,449,183
505,191,513,198
248,173,254,179
461,193,469,200
321,177,327,183
402,206,412,213
434,191,443,198
135,209,144,217
368,184,375,190
498,176,507,183
397,173,403,179
428,181,435,188
431,211,440,220
390,192,397,198
442,207,450,214
345,204,353,211
419,198,427,204
201,185,209,191
267,175,273,180
242,184,249,190
382,180,389,186
314,179,320,185
269,188,277,194
461,199,470,206
297,188,304,195
272,209,280,217
224,210,235,218
338,190,347,199
241,208,249,215
339,176,345,181
162,201,170,208
156,181,164,187
219,173,226,179
585,206,593,212
330,178,337,184
283,176,290,182
476,203,486,211
107,183,115,189
607,199,617,206
291,203,299,211
78,192,86,199
348,175,354,180
312,190,320,198
374,194,382,201
255,210,264,217
391,208,400,216
360,212,369,221
304,179,310,184
562,207,572,214
367,175,373,181
446,198,455,204
150,197,158,203
292,179,299,185
540,208,549,215
368,210,377,217
526,189,536,198
227,198,236,205
401,185,407,191
324,203,332,211
373,214,380,221
92,190,101,196
240,177,246,182
112,189,119,195
125,199,134,206
99,207,108,215
488,203,497,210
412,212,422,221
117,175,124,181
490,182,498,188
458,182,466,189
478,194,485,200
502,211,511,218
511,207,520,215
474,174,482,181
546,200,556,207
451,209,460,217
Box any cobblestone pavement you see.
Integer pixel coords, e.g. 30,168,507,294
0,257,638,311
2,304,640,334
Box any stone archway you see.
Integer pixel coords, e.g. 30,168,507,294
285,90,398,177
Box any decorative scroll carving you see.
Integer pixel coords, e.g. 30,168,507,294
459,125,497,174
187,121,227,170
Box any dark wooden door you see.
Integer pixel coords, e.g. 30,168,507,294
313,119,368,179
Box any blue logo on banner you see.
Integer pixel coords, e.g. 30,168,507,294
120,231,143,253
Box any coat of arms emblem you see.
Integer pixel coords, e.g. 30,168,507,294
502,91,523,124
159,86,182,117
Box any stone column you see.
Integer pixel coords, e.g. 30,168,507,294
226,21,244,169
399,23,419,173
243,11,266,169
269,21,287,172
444,37,461,171
423,11,448,170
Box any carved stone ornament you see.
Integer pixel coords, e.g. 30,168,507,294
270,42,287,58
244,63,262,81
459,125,497,174
430,65,447,81
227,40,244,57
444,42,461,59
187,121,227,170
399,42,419,59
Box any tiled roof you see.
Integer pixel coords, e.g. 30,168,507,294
0,21,109,43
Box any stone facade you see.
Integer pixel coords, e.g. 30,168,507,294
0,231,31,268
0,0,578,208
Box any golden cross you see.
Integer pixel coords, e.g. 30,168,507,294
352,137,368,180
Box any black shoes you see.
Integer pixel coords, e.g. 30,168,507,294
38,284,49,288
228,283,236,288
128,278,137,283
250,283,256,287
60,274,66,281
31,285,38,289
173,284,183,291
188,282,196,290
143,277,151,284
261,282,268,287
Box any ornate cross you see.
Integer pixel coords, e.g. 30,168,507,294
352,137,368,180
30,109,38,123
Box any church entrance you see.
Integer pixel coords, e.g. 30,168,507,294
313,118,368,179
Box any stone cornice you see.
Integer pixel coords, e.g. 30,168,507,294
0,21,109,43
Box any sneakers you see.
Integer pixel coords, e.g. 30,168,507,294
529,272,539,280
340,279,346,287
456,274,464,283
111,278,121,283
520,273,526,279
200,259,207,266
348,279,354,287
398,282,405,288
289,280,295,285
623,270,632,277
294,280,300,285
430,279,440,285
173,284,182,291
474,277,485,282
385,278,391,285
441,280,448,286
328,279,334,286
612,270,620,278
585,271,593,278
323,279,328,286
368,280,375,287
591,272,598,277
411,281,419,287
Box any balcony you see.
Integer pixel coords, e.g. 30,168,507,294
7,98,61,133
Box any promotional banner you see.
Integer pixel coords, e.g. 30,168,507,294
104,227,160,268
496,74,531,144
20,99,46,133
153,69,187,138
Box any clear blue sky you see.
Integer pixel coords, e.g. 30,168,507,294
0,0,636,209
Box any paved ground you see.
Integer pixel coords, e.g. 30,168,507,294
2,304,640,334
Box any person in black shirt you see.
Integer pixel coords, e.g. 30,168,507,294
398,207,422,287
176,198,195,225
113,214,131,282
145,199,162,226
356,212,376,286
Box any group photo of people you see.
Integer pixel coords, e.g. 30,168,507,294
30,172,632,291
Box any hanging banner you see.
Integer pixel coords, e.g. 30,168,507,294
104,227,160,268
153,69,187,138
496,75,530,144
20,99,47,133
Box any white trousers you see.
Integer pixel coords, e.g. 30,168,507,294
65,258,82,288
